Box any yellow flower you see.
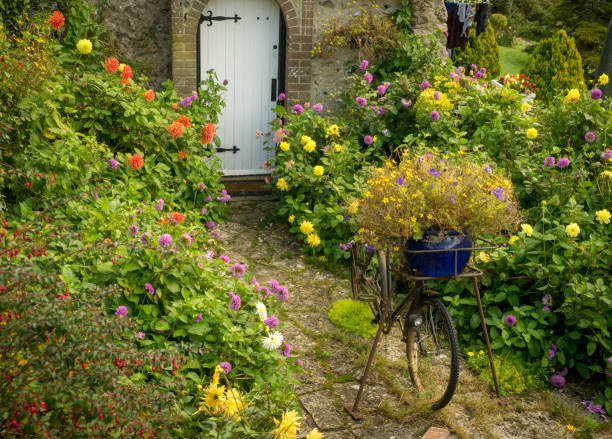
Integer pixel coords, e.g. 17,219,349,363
279,142,290,152
76,39,93,54
276,178,289,191
595,209,610,224
598,73,609,86
348,200,359,214
42,129,55,139
18,358,28,366
478,251,491,263
306,428,324,439
273,410,301,439
313,165,324,176
521,103,531,113
118,63,126,72
520,223,533,237
479,350,485,355
565,222,580,238
300,135,311,145
325,124,339,137
224,388,247,420
526,128,537,140
602,170,612,179
566,424,575,431
288,215,295,224
197,384,226,415
564,89,580,104
467,351,475,357
509,235,519,245
334,143,342,153
299,221,314,235
303,140,316,153
307,233,321,247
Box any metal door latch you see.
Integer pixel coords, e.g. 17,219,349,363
216,145,240,154
201,10,242,26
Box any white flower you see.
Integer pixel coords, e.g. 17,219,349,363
255,301,268,321
262,331,283,351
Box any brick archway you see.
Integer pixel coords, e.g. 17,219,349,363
171,0,313,102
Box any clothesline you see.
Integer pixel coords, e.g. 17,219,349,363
446,0,490,4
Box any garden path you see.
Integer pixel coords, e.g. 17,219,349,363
217,200,585,439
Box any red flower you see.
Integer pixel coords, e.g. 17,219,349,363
167,121,184,139
104,57,119,73
201,123,215,145
142,89,155,102
177,151,188,160
120,65,132,84
126,154,144,170
40,402,47,411
25,181,30,189
48,11,65,29
171,212,185,223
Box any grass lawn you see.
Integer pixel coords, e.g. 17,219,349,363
499,45,529,75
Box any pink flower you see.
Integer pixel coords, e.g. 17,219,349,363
359,59,369,70
504,314,517,326
430,110,440,121
544,156,555,167
115,306,128,317
144,283,154,295
230,263,246,278
219,362,231,374
273,128,285,143
356,97,367,107
128,225,139,236
364,135,373,145
181,233,193,246
264,315,279,328
134,331,145,340
276,286,288,301
158,234,172,247
255,130,263,138
292,104,304,115
278,341,291,357
401,98,412,107
195,313,202,322
277,93,285,102
313,103,323,113
364,72,373,84
557,157,570,169
419,81,430,90
229,291,241,310
584,131,596,143
218,255,230,264
551,374,565,388
590,89,602,100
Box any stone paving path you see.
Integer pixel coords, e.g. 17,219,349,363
217,200,596,439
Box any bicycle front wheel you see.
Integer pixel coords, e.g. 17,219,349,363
404,296,459,410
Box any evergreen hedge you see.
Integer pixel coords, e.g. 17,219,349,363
455,24,502,79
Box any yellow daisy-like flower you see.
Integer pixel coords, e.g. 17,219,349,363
521,103,531,113
325,124,339,137
334,144,342,153
306,233,321,247
273,410,301,439
313,165,324,176
566,424,575,431
276,178,289,192
198,384,226,415
479,350,485,355
598,73,609,86
467,351,475,357
565,222,580,238
288,215,295,224
564,89,580,104
76,39,93,54
299,221,314,235
478,251,491,263
300,135,311,145
602,170,612,179
279,142,290,152
118,63,126,72
526,128,537,140
347,200,359,214
520,223,533,237
595,209,610,224
224,388,247,420
306,428,324,439
303,140,316,153
508,235,519,245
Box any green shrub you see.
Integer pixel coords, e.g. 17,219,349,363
522,29,585,103
455,24,502,78
328,299,378,338
490,13,508,30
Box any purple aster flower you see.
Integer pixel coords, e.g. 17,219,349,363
155,199,164,211
313,103,323,113
377,84,388,95
230,263,246,278
428,168,442,177
128,225,139,236
480,67,487,74
180,96,193,107
219,362,232,374
264,315,279,328
279,341,291,357
542,294,553,307
181,233,193,246
322,146,329,155
448,195,456,204
229,291,241,310
339,243,348,251
277,92,285,102
557,157,570,168
504,314,517,326
430,110,440,121
276,286,288,301
115,305,128,317
381,129,389,135
108,159,118,170
133,331,145,340
396,176,405,186
364,135,373,145
200,207,207,215
218,255,230,264
158,233,172,247
590,88,602,100
52,3,58,10
484,164,492,173
544,156,555,167
401,98,412,107
585,131,596,143
206,221,215,230
205,250,214,260
475,71,483,79
434,91,440,100
214,232,220,239
359,59,369,70
471,64,478,70
600,149,612,160
195,313,202,322
365,244,375,253
292,104,304,115
356,96,367,107
364,72,373,84
551,374,565,388
145,283,154,295
259,286,270,298
493,187,504,199
140,232,152,244
547,343,557,360
419,81,430,90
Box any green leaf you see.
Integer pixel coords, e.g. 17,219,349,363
587,341,596,356
166,278,180,293
188,322,210,336
154,320,170,332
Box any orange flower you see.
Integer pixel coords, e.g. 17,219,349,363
126,154,144,170
167,121,184,139
48,11,65,29
171,212,185,223
159,217,169,225
120,65,133,84
177,151,188,160
172,103,179,111
143,89,155,102
177,115,190,127
104,57,119,73
201,123,215,145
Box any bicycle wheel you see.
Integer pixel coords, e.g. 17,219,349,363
404,296,459,410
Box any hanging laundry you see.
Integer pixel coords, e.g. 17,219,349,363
457,3,475,38
446,7,469,51
475,3,490,35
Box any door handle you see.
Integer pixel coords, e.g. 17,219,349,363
271,78,277,101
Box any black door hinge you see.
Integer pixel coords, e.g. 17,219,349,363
202,10,242,27
216,145,240,154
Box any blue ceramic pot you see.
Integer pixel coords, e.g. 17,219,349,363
403,230,472,277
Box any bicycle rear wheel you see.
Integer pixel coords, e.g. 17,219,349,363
404,296,459,410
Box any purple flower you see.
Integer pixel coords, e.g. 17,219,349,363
264,315,279,328
493,187,504,200
276,286,288,301
401,98,412,107
206,221,215,230
443,30,448,37
365,244,374,253
356,97,367,107
128,225,139,236
155,199,164,211
475,71,483,79
590,88,602,100
199,182,205,192
140,232,152,244
219,362,232,374
601,149,612,160
544,156,555,167
551,374,565,388
200,207,207,215
52,3,58,10
181,233,193,246
230,263,246,278
377,84,388,95
259,286,270,298
180,96,193,107
277,92,285,102
359,59,369,70
419,81,430,90
471,64,478,70
343,214,350,221
279,341,291,357
480,67,487,74
547,343,557,360
218,255,230,264
396,176,405,186
557,157,570,169
313,103,323,113
217,189,231,203
115,306,128,317
339,243,348,251
448,195,456,204
145,283,154,295
584,131,596,143
504,314,517,326
195,313,202,322
133,331,145,340
292,104,304,115
363,135,373,145
93,192,98,201
542,294,553,307
484,164,492,173
543,305,551,312
428,168,442,177
204,195,212,203
364,72,373,84
108,159,118,170
229,291,241,310
434,91,440,100
376,106,386,116
158,233,172,247
430,110,440,121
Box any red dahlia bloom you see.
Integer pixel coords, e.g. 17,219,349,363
48,11,65,29
104,57,119,73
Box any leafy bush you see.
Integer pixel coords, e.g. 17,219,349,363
455,24,502,78
328,299,377,338
522,30,585,103
490,13,508,29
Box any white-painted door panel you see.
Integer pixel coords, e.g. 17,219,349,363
200,0,280,175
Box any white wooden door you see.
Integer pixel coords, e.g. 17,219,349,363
199,0,280,175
